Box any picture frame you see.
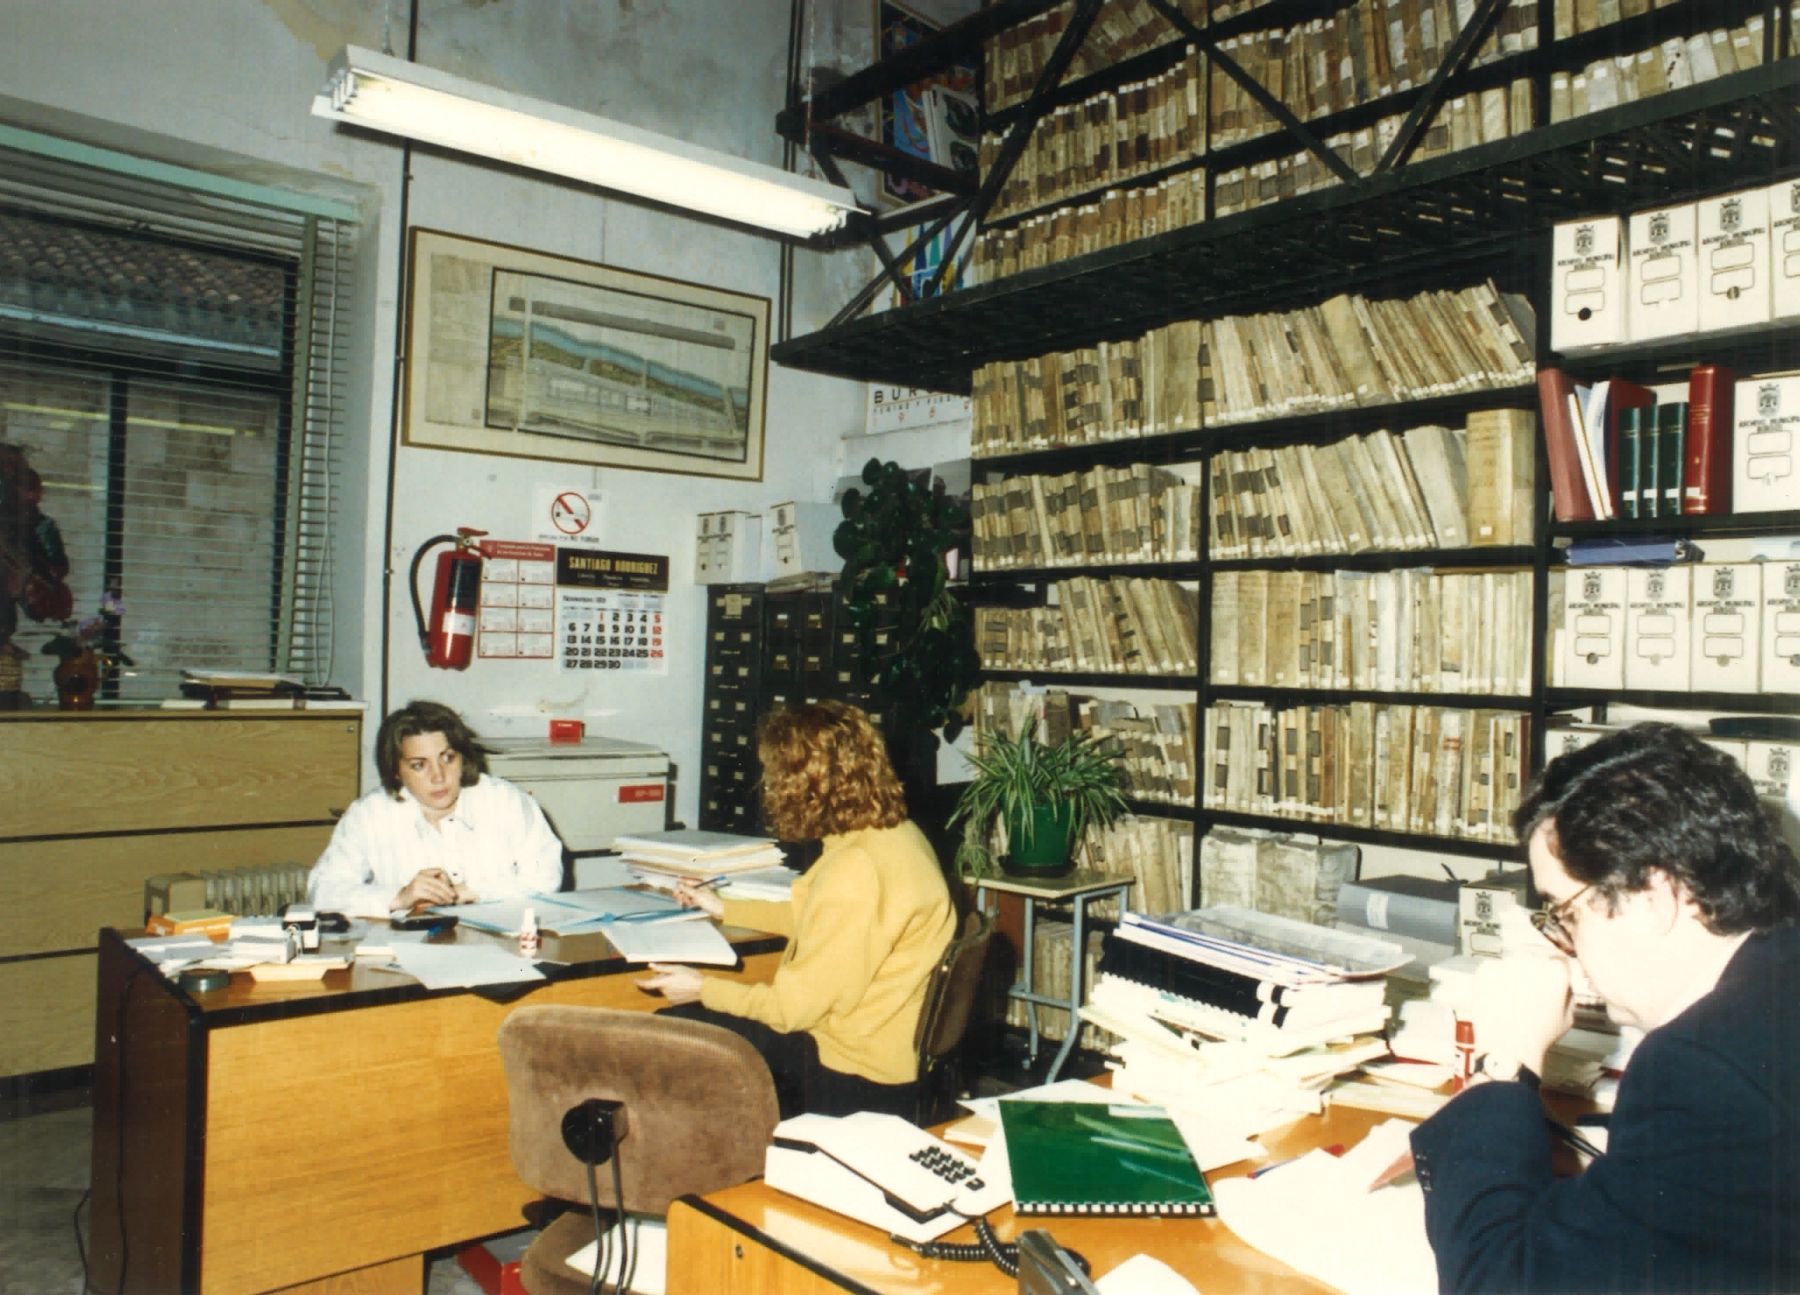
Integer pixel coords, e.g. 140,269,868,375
402,228,769,480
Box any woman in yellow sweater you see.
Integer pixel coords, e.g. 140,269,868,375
639,701,956,1118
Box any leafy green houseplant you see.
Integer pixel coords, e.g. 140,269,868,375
834,458,979,745
949,728,1128,879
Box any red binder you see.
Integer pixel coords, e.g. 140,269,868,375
1682,363,1736,516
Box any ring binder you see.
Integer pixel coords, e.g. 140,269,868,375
998,1100,1215,1217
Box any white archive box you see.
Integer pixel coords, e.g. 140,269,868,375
1690,562,1762,693
1697,187,1772,333
1732,374,1800,514
1551,215,1627,350
1546,723,1614,762
1627,203,1698,340
694,510,762,585
1561,565,1628,689
769,501,842,578
1624,565,1692,691
1767,176,1800,319
1764,561,1800,695
1745,739,1800,854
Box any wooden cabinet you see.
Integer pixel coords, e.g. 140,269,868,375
0,709,361,1079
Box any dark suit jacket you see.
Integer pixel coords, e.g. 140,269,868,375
1410,925,1800,1294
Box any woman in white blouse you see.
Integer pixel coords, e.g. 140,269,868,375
307,700,565,917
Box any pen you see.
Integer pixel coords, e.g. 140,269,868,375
692,875,732,890
1543,1115,1604,1161
1250,1144,1343,1178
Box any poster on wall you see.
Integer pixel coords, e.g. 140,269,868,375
557,549,669,675
477,540,557,659
404,229,769,482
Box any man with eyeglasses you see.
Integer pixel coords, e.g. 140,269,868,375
1409,722,1799,1294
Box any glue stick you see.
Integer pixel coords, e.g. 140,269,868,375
519,906,540,958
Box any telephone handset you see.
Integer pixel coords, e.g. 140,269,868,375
763,1111,1009,1244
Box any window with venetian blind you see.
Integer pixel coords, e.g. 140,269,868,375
0,124,359,703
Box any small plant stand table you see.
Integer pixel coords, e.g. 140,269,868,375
975,869,1135,1083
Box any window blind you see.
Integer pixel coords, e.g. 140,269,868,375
0,126,358,703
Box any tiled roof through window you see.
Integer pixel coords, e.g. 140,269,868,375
0,209,286,356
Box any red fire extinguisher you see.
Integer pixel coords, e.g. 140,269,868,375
410,528,487,670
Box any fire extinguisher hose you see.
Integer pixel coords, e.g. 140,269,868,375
409,534,459,652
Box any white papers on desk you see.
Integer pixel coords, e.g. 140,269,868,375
431,888,695,936
126,935,221,976
386,941,547,989
1094,1254,1201,1295
600,917,737,965
1212,1119,1436,1295
554,887,698,925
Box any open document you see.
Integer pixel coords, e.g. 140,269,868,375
1211,1118,1436,1295
431,887,699,935
599,917,736,965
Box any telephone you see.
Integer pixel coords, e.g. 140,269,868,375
1017,1231,1102,1295
763,1111,1010,1244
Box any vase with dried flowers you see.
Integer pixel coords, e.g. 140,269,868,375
42,592,132,710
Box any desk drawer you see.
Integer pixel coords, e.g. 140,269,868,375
1,714,359,838
0,953,95,1076
0,826,335,958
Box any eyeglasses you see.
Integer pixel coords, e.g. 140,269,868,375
1530,884,1594,956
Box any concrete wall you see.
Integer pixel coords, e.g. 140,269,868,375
2,0,889,824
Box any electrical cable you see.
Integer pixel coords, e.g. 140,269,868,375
583,1159,608,1295
612,1148,636,1295
894,1217,1093,1281
73,1186,90,1286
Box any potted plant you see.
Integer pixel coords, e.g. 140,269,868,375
949,727,1128,879
834,458,979,746
41,592,133,710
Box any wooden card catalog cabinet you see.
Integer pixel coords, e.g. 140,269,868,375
0,710,361,1079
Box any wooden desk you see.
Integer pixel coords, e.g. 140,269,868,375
87,921,784,1295
0,709,360,1079
666,1102,1402,1294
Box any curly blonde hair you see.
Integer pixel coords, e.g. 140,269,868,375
758,701,907,840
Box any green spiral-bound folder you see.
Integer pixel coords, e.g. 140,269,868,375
997,1100,1215,1217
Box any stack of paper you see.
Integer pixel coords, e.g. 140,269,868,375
614,829,784,882
1078,906,1402,1141
715,864,798,901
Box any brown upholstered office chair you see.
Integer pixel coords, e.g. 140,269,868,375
913,907,997,1126
497,1005,780,1295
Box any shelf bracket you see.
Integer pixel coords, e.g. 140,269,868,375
1142,0,1357,186
822,0,1109,330
1375,0,1514,173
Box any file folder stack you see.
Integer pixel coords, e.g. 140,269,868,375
1080,905,1403,1139
613,829,785,883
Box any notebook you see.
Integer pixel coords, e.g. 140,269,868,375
997,1100,1214,1216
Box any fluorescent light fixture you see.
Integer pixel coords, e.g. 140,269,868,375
312,45,860,239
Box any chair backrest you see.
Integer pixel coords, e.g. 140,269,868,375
497,1005,780,1214
913,908,996,1071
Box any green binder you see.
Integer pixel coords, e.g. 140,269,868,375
998,1100,1215,1216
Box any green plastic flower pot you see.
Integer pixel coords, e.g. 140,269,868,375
1003,801,1076,877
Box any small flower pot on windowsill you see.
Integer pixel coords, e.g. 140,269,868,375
53,650,100,710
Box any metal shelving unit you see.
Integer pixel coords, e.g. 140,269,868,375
776,61,1800,392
